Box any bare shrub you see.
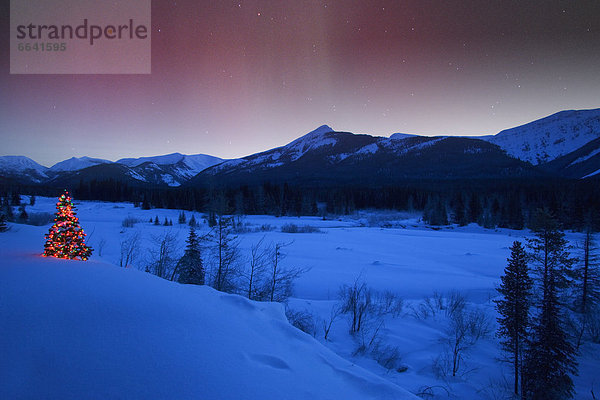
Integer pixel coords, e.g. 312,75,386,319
24,212,53,226
353,319,385,356
415,385,451,399
322,304,342,341
374,290,404,317
263,242,308,302
410,290,466,321
432,348,454,380
285,307,316,336
465,308,491,341
408,302,432,320
478,376,515,400
146,231,178,279
372,342,402,370
435,306,489,378
96,238,107,257
445,290,467,319
340,277,373,333
242,237,269,300
207,216,241,293
255,224,274,232
120,231,141,268
121,216,140,228
281,223,322,233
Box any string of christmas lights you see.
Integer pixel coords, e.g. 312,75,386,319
42,190,92,261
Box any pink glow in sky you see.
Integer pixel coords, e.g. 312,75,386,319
1,0,600,166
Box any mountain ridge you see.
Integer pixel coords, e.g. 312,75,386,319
2,108,599,187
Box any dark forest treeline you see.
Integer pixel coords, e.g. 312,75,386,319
2,176,599,231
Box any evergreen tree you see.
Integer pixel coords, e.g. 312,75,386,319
3,198,14,222
467,193,482,224
175,227,205,285
507,195,524,230
495,241,533,398
189,215,198,228
523,209,577,400
527,209,574,294
29,195,36,206
453,193,467,226
178,211,187,224
577,226,599,314
10,192,21,206
141,195,151,210
18,205,28,223
0,213,8,232
43,191,92,261
423,196,448,226
163,217,169,226
207,211,217,227
154,216,160,225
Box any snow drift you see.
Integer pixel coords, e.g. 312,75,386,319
0,227,416,400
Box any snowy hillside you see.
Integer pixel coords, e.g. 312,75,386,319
117,152,222,171
179,154,225,176
208,125,339,173
114,152,224,186
2,198,598,399
486,108,600,165
0,155,49,182
49,156,113,172
0,225,416,399
0,155,48,173
285,124,337,160
198,124,534,185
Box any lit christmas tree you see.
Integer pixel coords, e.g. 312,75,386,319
43,191,92,261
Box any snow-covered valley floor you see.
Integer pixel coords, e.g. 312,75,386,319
1,197,598,399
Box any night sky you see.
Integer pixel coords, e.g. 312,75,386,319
1,0,600,167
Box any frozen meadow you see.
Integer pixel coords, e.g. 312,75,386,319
1,197,598,399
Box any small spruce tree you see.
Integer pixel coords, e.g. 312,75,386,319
10,192,21,206
175,227,205,285
0,213,8,232
495,241,533,397
577,226,599,314
18,205,28,223
43,191,92,260
141,195,151,210
3,201,14,222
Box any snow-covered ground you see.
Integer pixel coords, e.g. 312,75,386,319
1,197,598,399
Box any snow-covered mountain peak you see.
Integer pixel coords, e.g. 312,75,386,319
289,125,334,143
179,154,224,173
486,108,600,165
0,155,48,173
49,156,113,172
309,124,334,135
117,153,186,167
284,125,337,161
390,133,418,141
0,155,49,183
